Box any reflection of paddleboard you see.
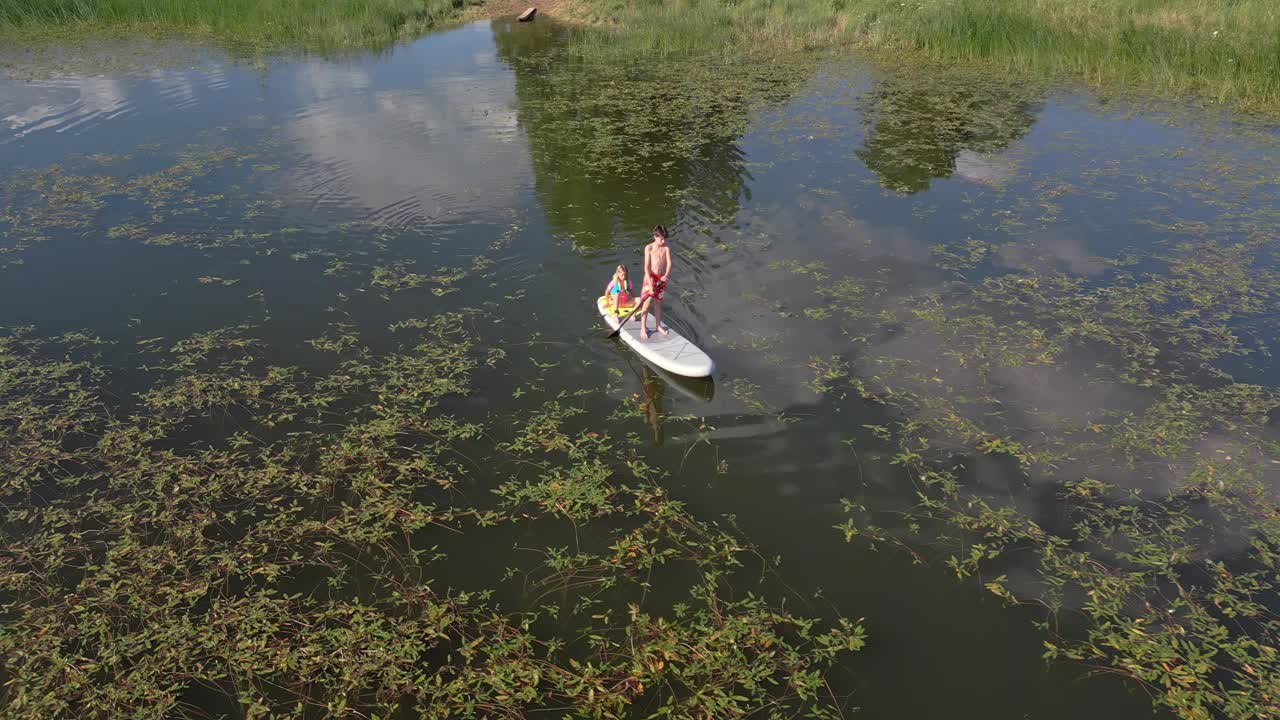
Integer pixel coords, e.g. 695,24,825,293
598,296,715,378
646,362,715,402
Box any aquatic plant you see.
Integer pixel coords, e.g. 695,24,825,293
3,21,1279,720
796,226,1280,719
0,319,865,718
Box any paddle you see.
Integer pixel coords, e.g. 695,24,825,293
607,290,650,339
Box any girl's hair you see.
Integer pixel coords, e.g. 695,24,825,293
615,264,626,274
652,224,668,239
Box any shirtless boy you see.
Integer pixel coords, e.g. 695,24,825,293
638,224,671,341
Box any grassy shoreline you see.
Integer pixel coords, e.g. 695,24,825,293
0,0,483,51
3,0,1277,112
558,0,1280,112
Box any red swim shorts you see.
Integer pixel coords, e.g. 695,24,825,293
646,273,666,301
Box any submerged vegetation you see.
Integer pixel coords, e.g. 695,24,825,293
0,321,866,718
3,7,1280,720
750,111,1280,715
0,94,878,714
818,244,1280,718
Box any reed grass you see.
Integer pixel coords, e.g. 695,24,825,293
563,0,1280,112
3,0,1275,109
0,0,475,49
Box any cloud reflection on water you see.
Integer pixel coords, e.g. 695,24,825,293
284,53,529,229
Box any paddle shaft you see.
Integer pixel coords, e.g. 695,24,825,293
607,290,650,338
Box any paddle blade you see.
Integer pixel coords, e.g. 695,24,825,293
608,314,634,338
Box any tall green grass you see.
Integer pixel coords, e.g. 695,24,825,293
0,0,475,49
564,0,1280,111
2,0,1276,109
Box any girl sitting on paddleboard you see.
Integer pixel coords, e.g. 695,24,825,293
604,264,633,314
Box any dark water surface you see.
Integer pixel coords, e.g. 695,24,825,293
5,16,1280,719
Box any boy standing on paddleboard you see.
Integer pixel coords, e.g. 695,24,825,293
639,225,671,341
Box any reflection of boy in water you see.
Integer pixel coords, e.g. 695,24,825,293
640,366,665,446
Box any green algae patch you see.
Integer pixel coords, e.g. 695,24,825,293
797,173,1280,720
685,66,1280,718
3,16,1280,720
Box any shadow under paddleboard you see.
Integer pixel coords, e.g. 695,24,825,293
649,362,714,402
622,352,714,403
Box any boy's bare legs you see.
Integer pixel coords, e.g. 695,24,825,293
638,294,652,340
654,297,668,335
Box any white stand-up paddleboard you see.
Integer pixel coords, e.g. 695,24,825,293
598,296,715,378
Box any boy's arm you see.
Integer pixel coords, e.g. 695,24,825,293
662,247,672,282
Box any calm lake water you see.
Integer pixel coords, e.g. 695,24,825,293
4,16,1279,719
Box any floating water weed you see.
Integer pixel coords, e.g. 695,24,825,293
0,315,865,718
783,227,1280,719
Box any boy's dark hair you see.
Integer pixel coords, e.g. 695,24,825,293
653,224,668,239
